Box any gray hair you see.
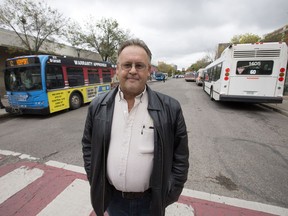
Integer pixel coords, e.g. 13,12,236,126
117,38,152,62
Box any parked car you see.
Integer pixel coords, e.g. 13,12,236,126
174,74,184,78
184,71,196,82
195,68,205,86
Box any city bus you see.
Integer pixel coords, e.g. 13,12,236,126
4,55,117,114
153,71,166,81
203,42,287,103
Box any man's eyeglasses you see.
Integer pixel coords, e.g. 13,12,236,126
120,63,147,71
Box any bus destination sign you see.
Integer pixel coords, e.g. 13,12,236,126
16,58,29,65
7,58,29,67
6,57,39,67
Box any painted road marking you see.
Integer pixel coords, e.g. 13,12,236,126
1,149,288,216
45,160,86,174
181,189,288,216
166,202,195,216
48,159,288,215
0,161,88,216
37,179,93,216
0,166,44,204
0,149,39,160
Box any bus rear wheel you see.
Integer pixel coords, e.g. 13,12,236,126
210,88,214,101
70,92,82,110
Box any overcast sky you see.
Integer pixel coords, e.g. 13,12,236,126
4,0,288,69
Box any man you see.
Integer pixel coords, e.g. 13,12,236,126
82,39,189,216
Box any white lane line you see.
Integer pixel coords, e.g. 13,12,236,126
181,188,288,216
0,166,44,204
37,179,93,216
45,160,86,174
0,149,39,160
0,149,21,157
166,202,194,216
19,154,39,160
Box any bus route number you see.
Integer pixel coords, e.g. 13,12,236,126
249,61,261,66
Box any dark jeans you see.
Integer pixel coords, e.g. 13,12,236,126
107,189,152,216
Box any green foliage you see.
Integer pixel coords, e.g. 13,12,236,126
66,21,87,50
0,0,69,54
158,63,177,76
230,33,261,44
262,33,283,42
187,56,211,71
230,35,242,44
80,17,131,63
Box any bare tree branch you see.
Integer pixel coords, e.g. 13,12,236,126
0,0,69,54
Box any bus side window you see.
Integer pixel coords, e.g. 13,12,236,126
215,63,222,80
88,69,100,84
67,67,84,87
102,69,112,83
46,65,64,89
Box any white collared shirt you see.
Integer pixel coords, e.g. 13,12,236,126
107,88,154,192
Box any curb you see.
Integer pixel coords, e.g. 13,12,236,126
0,109,10,118
259,103,288,117
0,97,9,118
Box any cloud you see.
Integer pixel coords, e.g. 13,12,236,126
10,0,288,69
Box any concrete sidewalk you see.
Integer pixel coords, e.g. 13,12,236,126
260,95,288,117
0,97,9,118
1,95,288,117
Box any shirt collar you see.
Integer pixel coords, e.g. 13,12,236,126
118,86,146,102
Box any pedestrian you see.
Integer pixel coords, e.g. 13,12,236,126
0,88,5,109
0,97,4,109
82,38,189,216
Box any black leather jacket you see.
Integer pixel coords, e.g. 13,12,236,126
82,85,189,216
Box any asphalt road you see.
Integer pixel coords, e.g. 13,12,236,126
0,78,287,209
150,79,288,209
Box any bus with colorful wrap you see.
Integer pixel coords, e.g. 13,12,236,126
4,55,117,114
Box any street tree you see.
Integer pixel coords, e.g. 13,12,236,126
230,33,261,44
83,17,131,64
262,33,286,43
158,62,176,76
187,56,211,72
0,0,69,54
65,21,88,57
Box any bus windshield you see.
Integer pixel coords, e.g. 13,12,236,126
5,66,42,91
236,61,274,75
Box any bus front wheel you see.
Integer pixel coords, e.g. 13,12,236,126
70,92,82,110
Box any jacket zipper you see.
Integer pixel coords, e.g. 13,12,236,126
102,108,107,216
156,127,164,215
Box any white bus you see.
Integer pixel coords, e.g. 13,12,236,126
203,42,288,103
